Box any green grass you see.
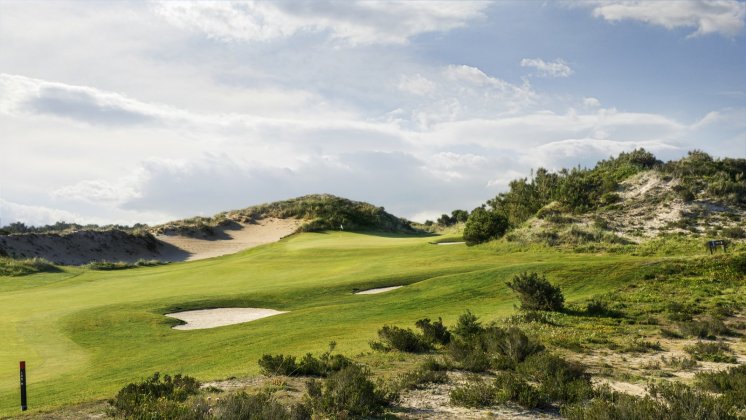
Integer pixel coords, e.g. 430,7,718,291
0,231,730,416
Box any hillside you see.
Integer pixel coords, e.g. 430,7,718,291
0,194,416,266
469,150,746,249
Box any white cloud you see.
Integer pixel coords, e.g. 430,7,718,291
0,199,81,226
583,97,601,108
520,58,574,78
585,0,746,37
154,1,490,45
398,74,436,96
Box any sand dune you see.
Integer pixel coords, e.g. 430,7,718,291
157,218,302,262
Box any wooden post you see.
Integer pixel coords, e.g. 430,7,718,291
20,361,27,411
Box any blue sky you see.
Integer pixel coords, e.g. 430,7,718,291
1,0,744,225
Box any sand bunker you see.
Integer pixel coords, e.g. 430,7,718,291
157,218,302,262
355,286,402,295
436,241,465,245
166,308,287,330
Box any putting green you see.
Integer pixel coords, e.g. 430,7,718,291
0,231,651,415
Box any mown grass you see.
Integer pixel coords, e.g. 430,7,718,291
0,231,741,416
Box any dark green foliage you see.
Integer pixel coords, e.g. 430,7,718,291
213,391,308,420
722,226,746,239
108,372,201,419
662,151,746,205
563,382,738,420
415,317,451,345
679,317,732,339
449,378,496,408
684,341,737,363
463,207,508,245
371,325,432,353
397,358,448,390
493,372,547,409
506,272,564,311
448,325,544,372
0,257,59,276
585,299,622,318
305,365,388,418
695,365,746,409
258,350,352,377
452,310,483,338
517,353,592,404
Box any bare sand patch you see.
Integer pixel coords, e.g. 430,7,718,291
436,241,465,245
166,308,287,330
157,218,302,262
355,286,402,295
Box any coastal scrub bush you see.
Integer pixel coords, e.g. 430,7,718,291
397,358,448,390
415,317,451,345
259,349,352,377
370,325,432,353
517,353,592,404
213,391,308,420
684,341,737,363
449,377,496,408
305,364,389,418
108,372,200,418
493,372,547,409
506,272,564,311
463,207,508,245
695,364,746,409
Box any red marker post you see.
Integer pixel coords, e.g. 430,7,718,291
20,361,27,411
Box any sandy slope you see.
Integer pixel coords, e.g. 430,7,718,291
0,217,302,265
157,218,302,262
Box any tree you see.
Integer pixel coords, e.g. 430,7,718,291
506,272,564,312
451,209,469,223
463,208,508,246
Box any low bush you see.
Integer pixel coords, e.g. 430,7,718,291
493,372,547,409
684,341,738,363
449,377,496,408
695,364,746,409
447,325,544,371
259,348,353,377
620,338,663,353
452,310,484,338
84,259,164,270
562,382,738,420
415,317,451,345
305,364,389,418
679,318,732,339
397,358,448,390
517,353,592,404
213,391,309,420
0,257,58,276
370,325,432,353
108,372,201,418
506,272,564,312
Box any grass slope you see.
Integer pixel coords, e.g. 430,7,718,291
0,231,723,416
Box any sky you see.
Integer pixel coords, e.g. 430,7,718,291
1,0,745,226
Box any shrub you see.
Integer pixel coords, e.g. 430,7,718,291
0,257,58,276
108,372,201,418
506,272,564,312
259,349,353,377
371,325,432,353
679,318,732,339
447,325,543,372
213,391,307,420
563,382,737,420
449,378,496,408
463,207,508,246
684,341,737,363
305,364,388,418
397,358,448,390
493,372,547,409
695,365,746,409
620,338,663,353
452,310,484,337
517,353,592,404
415,317,451,345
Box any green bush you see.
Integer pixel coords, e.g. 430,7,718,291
517,353,592,404
108,372,201,418
397,358,448,390
695,365,746,409
684,341,737,363
493,372,547,409
463,207,509,245
679,318,732,339
452,310,484,338
448,325,543,371
506,272,564,311
305,364,389,418
449,378,496,408
370,325,432,353
415,317,451,345
258,350,353,377
213,391,308,420
563,382,738,420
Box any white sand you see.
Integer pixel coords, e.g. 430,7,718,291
355,286,402,295
166,308,287,330
157,218,302,262
436,241,465,245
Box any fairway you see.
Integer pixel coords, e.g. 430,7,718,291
1,231,657,416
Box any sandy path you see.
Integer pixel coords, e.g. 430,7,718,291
157,218,302,262
355,286,402,295
166,308,287,330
